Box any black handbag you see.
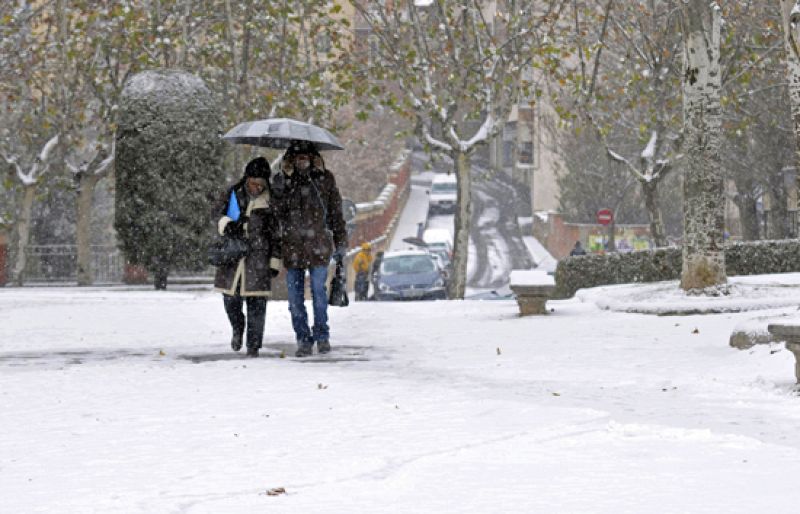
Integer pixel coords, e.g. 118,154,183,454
207,235,249,266
328,260,349,307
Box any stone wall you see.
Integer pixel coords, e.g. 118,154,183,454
554,239,800,298
349,150,411,248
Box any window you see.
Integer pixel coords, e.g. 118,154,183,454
431,182,457,193
381,255,436,275
315,33,331,54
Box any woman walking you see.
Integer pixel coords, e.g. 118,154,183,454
214,157,282,357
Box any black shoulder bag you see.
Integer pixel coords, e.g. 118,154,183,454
208,192,249,266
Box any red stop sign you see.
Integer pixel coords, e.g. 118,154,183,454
596,208,613,225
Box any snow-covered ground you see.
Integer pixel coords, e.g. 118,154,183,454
4,280,800,513
578,274,800,314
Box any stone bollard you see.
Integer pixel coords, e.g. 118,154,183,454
767,323,800,384
509,270,555,316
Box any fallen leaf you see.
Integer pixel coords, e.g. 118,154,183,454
267,487,286,496
496,347,502,355
318,383,328,389
551,392,561,396
158,350,166,356
692,328,699,334
279,350,286,359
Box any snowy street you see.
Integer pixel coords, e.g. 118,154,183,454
3,281,800,512
392,152,537,294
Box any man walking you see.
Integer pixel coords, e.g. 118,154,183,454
272,141,347,357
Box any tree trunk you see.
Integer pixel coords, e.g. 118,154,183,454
766,171,790,239
780,1,800,223
642,180,668,247
680,1,726,291
154,268,168,290
606,218,616,253
449,151,472,299
489,133,501,174
13,185,36,286
75,173,100,286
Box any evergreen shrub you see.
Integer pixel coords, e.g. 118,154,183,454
553,239,800,298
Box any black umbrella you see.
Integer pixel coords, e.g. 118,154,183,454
223,117,344,151
402,237,428,247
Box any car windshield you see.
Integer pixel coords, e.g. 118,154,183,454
381,255,436,275
431,182,456,193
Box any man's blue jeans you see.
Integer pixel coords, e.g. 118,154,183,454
286,266,329,346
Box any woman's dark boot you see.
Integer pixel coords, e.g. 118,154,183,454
231,331,243,352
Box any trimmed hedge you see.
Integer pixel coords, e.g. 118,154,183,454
553,239,800,298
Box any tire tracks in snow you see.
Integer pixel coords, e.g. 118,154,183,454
468,174,533,289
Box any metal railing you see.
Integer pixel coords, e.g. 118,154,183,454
23,245,123,283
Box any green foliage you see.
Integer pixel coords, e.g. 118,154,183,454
114,71,224,275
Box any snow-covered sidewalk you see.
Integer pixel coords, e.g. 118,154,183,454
3,283,800,513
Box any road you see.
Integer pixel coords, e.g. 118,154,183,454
402,151,534,292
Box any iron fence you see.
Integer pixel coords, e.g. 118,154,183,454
24,245,123,283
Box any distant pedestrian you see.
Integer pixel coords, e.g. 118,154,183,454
353,242,374,301
370,250,385,298
272,140,347,357
214,157,282,358
569,241,587,256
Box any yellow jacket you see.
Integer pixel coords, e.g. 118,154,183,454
352,250,374,274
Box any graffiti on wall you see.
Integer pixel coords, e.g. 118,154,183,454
587,227,652,253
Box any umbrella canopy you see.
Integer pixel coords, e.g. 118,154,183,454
402,237,428,247
222,117,344,151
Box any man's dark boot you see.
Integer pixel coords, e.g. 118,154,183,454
317,341,331,354
231,331,244,352
295,345,313,357
246,346,259,358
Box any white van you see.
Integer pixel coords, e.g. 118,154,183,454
429,173,457,214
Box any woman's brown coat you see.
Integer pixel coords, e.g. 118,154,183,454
213,182,282,296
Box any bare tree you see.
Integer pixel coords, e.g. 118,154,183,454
352,0,564,298
0,4,63,285
556,0,684,247
1,135,60,285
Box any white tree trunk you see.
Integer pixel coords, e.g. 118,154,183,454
450,151,472,299
13,185,36,286
75,173,100,286
780,0,800,231
642,179,667,247
680,1,726,291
